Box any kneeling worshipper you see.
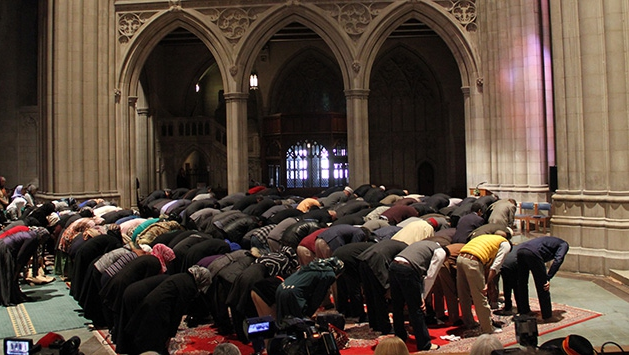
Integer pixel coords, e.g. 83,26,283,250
122,265,213,354
0,227,49,306
389,239,450,351
275,257,344,322
99,243,175,330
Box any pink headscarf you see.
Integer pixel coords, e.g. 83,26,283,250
151,243,175,273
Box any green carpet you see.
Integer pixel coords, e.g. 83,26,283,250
0,279,88,338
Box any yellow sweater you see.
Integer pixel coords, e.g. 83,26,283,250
460,234,507,264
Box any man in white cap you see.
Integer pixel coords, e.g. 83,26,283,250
318,186,355,208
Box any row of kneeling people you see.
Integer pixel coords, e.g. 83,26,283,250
0,183,567,354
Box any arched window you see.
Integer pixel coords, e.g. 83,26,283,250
332,140,349,186
286,141,329,188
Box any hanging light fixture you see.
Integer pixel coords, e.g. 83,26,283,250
249,73,259,90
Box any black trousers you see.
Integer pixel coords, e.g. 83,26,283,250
359,261,391,333
515,248,552,319
390,262,431,351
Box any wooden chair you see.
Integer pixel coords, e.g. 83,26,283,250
531,202,552,233
514,202,537,233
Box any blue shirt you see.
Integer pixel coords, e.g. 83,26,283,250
519,236,569,279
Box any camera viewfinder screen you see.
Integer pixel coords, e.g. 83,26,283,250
4,340,30,355
248,321,270,334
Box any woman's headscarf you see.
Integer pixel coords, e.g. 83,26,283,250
11,185,23,200
151,243,175,273
187,265,212,293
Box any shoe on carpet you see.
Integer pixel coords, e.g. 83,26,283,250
426,344,440,350
494,308,515,316
461,327,482,338
538,316,560,324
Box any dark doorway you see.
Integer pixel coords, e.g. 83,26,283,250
417,161,435,196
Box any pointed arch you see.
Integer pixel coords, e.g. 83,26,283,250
178,145,212,170
115,9,233,205
357,1,480,89
117,9,233,98
268,46,345,114
233,4,355,94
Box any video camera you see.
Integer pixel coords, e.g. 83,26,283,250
263,317,339,355
245,316,277,355
514,314,538,347
490,315,539,355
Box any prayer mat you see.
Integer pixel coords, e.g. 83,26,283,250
431,299,602,353
164,299,601,354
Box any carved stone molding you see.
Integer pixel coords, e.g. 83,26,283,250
434,0,477,32
19,111,38,129
200,7,267,44
114,88,122,103
352,61,361,73
318,2,388,40
229,65,238,77
118,13,149,44
169,0,182,12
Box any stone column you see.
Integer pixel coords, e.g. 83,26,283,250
463,84,492,192
224,92,249,194
550,0,629,275
45,0,117,200
476,0,552,202
345,89,370,187
136,107,150,199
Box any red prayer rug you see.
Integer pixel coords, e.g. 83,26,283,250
94,299,601,354
166,299,601,354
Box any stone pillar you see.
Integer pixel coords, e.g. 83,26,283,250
476,0,552,202
136,107,150,199
224,92,249,194
550,0,629,275
44,0,117,201
345,89,370,187
464,84,492,192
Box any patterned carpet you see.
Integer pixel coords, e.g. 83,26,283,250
154,299,601,354
3,280,602,355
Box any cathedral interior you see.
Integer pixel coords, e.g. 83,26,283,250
1,0,628,276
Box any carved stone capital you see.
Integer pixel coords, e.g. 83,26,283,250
344,88,370,99
223,92,250,102
128,96,138,107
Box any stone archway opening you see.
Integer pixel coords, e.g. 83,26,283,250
368,18,466,197
135,27,227,193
